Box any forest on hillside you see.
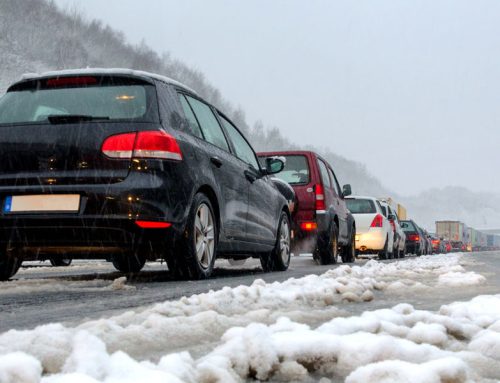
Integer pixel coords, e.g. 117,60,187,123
0,0,388,196
1,0,499,229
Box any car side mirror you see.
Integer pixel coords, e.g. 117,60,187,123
342,184,352,197
265,157,285,175
388,214,396,221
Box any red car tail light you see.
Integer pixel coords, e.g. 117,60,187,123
102,132,137,158
134,131,183,160
300,221,318,231
432,239,439,245
370,214,384,228
135,220,172,229
389,219,396,232
408,234,420,241
102,131,182,160
315,184,326,212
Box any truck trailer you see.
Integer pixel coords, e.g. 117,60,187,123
436,221,466,251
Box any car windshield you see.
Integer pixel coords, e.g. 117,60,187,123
261,155,310,185
400,221,416,231
0,77,158,124
345,198,376,214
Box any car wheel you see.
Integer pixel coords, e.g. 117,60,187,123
0,248,22,281
341,226,356,263
49,257,72,267
399,248,406,258
261,211,291,272
314,222,339,265
168,193,217,279
112,252,146,273
378,237,388,260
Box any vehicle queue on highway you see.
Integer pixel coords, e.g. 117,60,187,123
0,68,498,281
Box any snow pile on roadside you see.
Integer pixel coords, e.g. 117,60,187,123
0,254,493,382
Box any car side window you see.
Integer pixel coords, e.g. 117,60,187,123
177,94,203,138
317,159,332,189
328,167,342,196
218,114,259,169
184,95,230,151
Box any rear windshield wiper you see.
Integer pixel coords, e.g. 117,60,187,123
47,115,110,124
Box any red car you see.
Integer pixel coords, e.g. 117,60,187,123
258,151,356,264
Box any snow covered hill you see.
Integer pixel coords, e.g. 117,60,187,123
1,0,499,227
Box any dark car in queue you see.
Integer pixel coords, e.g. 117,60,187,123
257,151,356,265
400,219,425,255
0,69,291,280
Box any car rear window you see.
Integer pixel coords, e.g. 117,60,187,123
260,155,310,185
400,221,416,231
0,76,158,125
345,198,376,214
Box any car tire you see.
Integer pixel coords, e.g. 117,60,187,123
0,248,22,281
168,193,217,280
341,226,356,263
314,222,339,265
378,237,388,260
399,248,406,258
49,257,72,267
112,252,146,273
261,211,291,272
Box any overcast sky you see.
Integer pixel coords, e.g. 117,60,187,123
54,0,500,196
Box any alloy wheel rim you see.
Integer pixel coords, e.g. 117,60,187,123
279,218,291,264
194,203,215,269
332,233,339,262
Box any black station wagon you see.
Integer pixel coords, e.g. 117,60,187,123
0,69,291,280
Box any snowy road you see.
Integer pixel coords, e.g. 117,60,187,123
1,255,370,333
1,252,499,382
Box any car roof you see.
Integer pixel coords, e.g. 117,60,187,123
345,195,378,201
257,150,315,157
13,68,197,94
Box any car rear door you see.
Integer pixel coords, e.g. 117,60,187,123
328,165,350,243
218,113,277,245
181,94,249,243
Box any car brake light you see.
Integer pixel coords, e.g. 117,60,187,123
102,131,182,160
389,220,396,232
300,221,318,231
135,221,172,229
408,234,420,241
370,214,384,228
315,184,325,212
46,76,98,87
102,132,136,158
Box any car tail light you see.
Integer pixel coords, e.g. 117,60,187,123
300,221,318,231
315,184,325,212
432,239,439,244
389,219,396,232
408,234,420,241
134,131,183,160
370,214,384,228
135,220,172,229
102,131,182,160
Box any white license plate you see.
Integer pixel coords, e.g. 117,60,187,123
3,195,80,213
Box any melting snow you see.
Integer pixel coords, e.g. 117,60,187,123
0,254,497,382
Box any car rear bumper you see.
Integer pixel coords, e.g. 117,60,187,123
354,228,386,252
0,170,190,257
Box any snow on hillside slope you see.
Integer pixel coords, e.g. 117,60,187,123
1,254,498,382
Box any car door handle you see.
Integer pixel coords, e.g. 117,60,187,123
210,156,223,168
244,170,257,183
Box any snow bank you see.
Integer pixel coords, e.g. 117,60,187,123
0,254,495,382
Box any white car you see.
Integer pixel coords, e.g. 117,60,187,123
345,196,395,259
378,200,406,258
